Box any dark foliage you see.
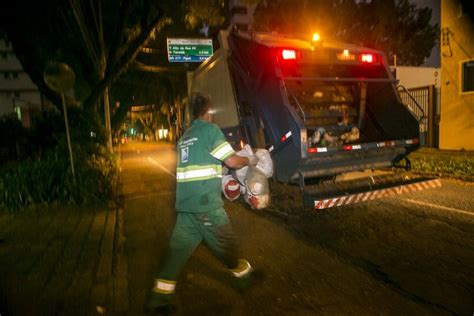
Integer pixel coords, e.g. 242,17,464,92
0,143,118,211
0,108,113,211
0,107,105,163
254,0,439,66
0,0,226,130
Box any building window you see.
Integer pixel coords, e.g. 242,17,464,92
12,72,19,79
459,1,474,18
1,52,7,59
14,91,21,98
14,106,22,121
462,60,474,93
3,72,11,79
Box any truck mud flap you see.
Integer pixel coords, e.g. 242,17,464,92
302,174,441,209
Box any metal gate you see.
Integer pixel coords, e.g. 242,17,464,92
398,85,439,147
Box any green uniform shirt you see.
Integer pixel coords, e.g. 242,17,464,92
175,119,235,213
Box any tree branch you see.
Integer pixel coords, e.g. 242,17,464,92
83,12,167,112
106,0,134,72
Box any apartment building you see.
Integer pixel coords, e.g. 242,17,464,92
0,31,44,127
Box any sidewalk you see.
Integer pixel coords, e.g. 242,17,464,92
0,144,156,316
0,149,131,314
0,204,121,315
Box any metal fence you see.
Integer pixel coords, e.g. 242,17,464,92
398,86,428,121
398,85,438,147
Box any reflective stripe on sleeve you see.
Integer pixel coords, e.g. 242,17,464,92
211,141,235,160
176,164,222,182
153,279,176,294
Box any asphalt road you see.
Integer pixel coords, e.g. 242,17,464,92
121,142,473,315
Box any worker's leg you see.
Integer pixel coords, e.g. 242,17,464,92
146,212,202,310
198,208,253,279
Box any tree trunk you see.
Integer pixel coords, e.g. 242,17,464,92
103,86,113,152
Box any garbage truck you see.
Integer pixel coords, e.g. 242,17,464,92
185,30,441,209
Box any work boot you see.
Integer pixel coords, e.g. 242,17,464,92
230,259,265,293
232,268,266,293
145,291,174,315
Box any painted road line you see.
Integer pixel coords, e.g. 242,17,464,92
147,157,175,177
402,198,474,218
313,178,442,209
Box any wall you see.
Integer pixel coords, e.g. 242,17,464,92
394,66,441,89
440,0,474,150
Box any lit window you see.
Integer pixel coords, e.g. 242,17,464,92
462,60,474,92
14,106,21,121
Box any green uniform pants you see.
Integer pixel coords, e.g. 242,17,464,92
158,207,239,283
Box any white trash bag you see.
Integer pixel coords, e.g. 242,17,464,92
227,144,273,209
255,148,273,178
235,144,253,185
244,166,270,209
235,145,273,182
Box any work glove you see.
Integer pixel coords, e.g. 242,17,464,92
247,155,259,166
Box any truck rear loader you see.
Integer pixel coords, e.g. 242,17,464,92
186,30,441,209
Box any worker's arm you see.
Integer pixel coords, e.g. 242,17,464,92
224,154,258,169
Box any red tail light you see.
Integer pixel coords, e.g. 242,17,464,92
359,53,378,64
281,49,297,60
359,53,378,63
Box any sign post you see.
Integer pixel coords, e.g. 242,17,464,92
167,38,213,63
43,62,76,181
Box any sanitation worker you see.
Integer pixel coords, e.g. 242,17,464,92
146,93,259,313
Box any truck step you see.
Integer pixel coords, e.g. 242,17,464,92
303,175,441,209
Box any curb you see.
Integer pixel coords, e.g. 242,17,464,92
112,145,129,313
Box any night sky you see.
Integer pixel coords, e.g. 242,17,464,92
412,0,440,67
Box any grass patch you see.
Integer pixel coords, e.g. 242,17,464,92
408,150,473,181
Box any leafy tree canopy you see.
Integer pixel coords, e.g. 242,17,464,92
0,0,226,116
254,0,438,66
